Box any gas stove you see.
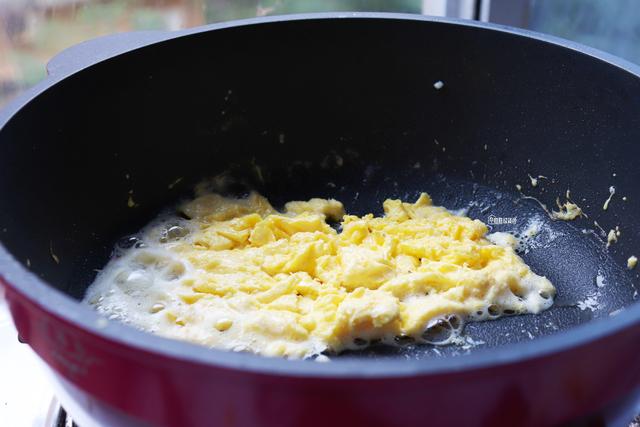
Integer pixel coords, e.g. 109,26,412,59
1,294,85,427
1,292,148,427
0,293,57,426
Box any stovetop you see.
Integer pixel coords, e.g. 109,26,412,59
0,291,59,426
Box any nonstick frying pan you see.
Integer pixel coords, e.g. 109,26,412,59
1,13,640,427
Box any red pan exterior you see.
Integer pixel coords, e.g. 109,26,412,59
4,277,640,427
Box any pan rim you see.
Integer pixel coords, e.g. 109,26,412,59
1,11,640,378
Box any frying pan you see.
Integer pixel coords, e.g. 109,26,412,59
1,12,640,427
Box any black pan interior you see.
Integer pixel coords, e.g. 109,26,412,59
0,17,639,359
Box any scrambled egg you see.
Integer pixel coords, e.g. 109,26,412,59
86,191,555,358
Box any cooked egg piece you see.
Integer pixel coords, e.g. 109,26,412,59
85,191,556,359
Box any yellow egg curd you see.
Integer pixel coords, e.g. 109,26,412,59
85,191,556,359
